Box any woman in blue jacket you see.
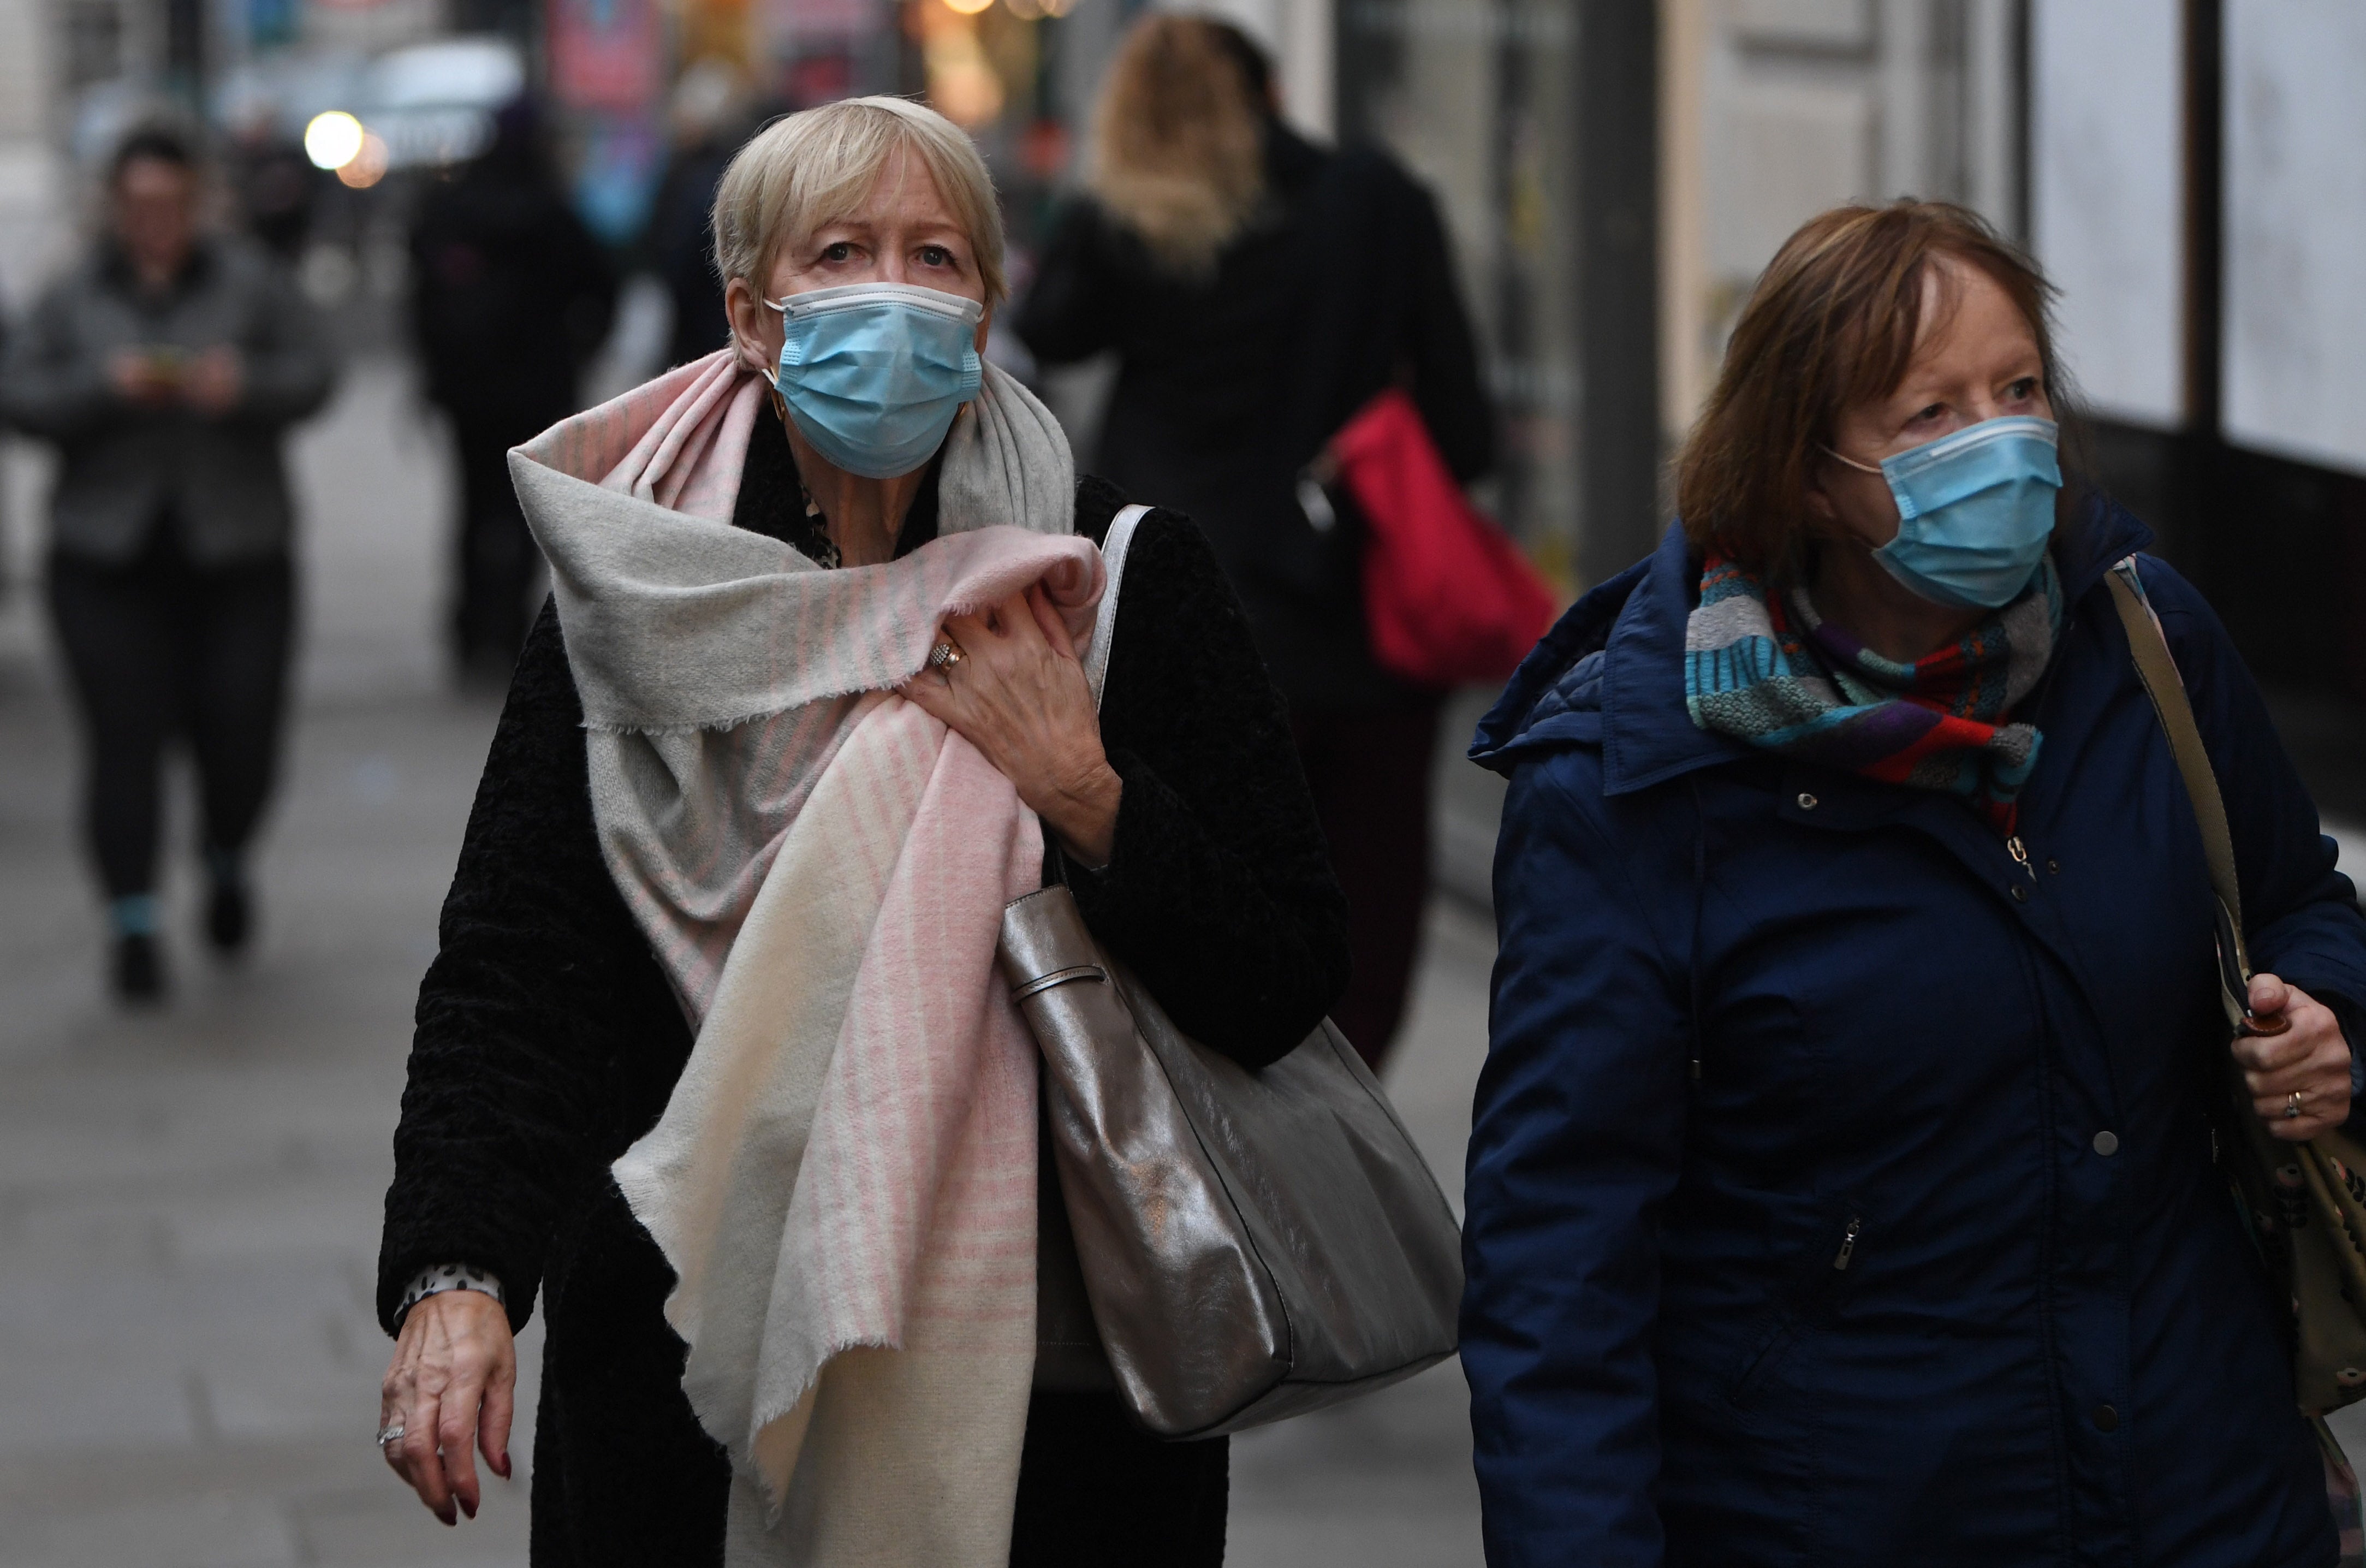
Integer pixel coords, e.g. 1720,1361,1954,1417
1464,201,2366,1566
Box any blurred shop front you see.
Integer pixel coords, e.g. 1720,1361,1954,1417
2026,0,2366,788
5,0,1142,308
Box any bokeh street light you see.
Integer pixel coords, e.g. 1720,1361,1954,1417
302,110,366,171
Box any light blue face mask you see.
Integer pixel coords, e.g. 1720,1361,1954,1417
768,282,984,479
1830,415,2062,610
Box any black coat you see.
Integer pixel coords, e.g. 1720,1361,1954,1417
377,431,1351,1564
644,138,736,371
409,146,616,436
1015,124,1494,710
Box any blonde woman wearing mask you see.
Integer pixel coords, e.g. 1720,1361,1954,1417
372,97,1346,1566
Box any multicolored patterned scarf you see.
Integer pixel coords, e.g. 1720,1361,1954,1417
1684,553,2063,832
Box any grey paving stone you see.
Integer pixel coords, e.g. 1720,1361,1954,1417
1232,1361,1484,1568
0,1358,197,1452
0,1496,300,1568
290,1484,533,1568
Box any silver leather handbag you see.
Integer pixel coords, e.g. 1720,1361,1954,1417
996,505,1465,1439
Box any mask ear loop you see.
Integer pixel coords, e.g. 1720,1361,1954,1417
1815,446,1897,576
759,298,792,422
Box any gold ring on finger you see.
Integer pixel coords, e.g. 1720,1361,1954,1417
2287,1090,2305,1119
930,638,966,671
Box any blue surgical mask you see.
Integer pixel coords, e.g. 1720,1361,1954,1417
1829,415,2062,610
767,282,984,479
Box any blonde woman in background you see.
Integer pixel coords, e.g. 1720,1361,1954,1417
1016,15,1494,1073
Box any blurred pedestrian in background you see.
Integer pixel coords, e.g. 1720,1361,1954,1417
0,123,333,1002
1016,14,1494,1072
409,99,616,679
1464,202,2366,1564
224,106,318,263
644,59,756,370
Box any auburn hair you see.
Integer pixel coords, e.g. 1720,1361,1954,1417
1674,201,2071,584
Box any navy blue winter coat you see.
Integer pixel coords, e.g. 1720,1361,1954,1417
1464,500,2366,1567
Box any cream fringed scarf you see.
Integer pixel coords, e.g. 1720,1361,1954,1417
510,350,1093,1566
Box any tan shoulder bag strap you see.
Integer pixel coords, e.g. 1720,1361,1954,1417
2103,558,2268,1036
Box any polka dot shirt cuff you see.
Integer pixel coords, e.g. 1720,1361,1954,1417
394,1263,507,1329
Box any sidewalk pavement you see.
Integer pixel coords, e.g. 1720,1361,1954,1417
0,357,1490,1567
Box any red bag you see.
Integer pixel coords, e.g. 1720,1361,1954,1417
1327,388,1558,688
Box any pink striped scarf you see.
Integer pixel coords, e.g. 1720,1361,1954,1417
510,351,1093,1564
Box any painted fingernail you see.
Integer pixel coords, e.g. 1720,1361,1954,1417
461,1497,477,1519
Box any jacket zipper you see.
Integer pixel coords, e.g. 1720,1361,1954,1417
1832,1216,1863,1270
2006,835,2037,882
1730,1211,1863,1407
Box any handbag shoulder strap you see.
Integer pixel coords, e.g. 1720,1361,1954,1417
1083,503,1152,713
2104,556,2257,1030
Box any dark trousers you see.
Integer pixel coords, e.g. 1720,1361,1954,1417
1291,699,1442,1072
1009,1390,1229,1566
47,536,294,899
451,418,544,667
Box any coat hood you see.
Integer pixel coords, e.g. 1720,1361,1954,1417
1469,492,2155,791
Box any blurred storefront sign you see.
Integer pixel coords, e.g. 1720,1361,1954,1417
550,0,665,110
760,0,890,105
549,0,664,245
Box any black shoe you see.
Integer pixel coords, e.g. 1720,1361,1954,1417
113,933,165,1004
207,880,252,956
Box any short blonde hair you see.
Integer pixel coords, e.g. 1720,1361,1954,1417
711,96,1007,306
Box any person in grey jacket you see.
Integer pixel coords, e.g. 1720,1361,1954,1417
0,123,333,1001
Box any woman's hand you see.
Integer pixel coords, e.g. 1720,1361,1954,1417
2235,973,2354,1142
900,584,1122,865
379,1289,517,1525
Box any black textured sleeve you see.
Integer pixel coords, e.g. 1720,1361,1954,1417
375,599,687,1335
1073,509,1352,1069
